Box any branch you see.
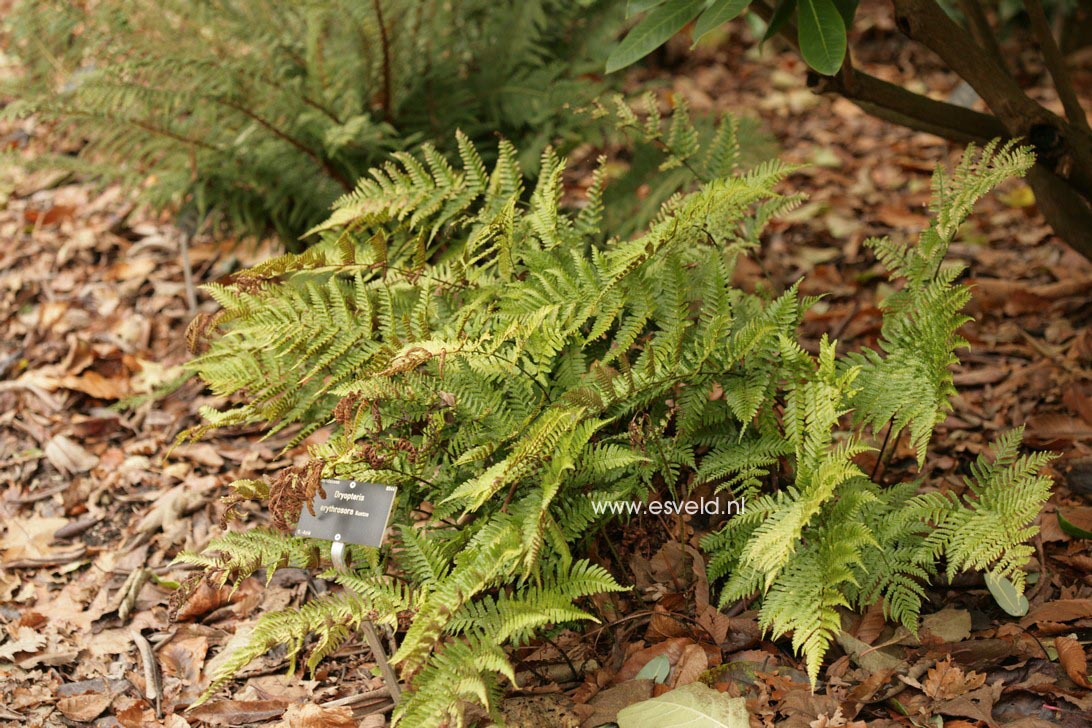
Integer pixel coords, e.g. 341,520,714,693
756,0,1004,145
809,68,1007,144
957,0,1007,70
1022,0,1090,132
891,0,1092,200
1026,165,1092,260
892,0,1048,125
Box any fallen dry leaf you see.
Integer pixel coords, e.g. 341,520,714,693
0,516,69,562
56,692,113,722
173,442,226,468
160,635,209,702
671,642,708,687
854,600,887,644
1055,636,1092,689
44,434,99,473
1024,414,1092,446
132,477,216,538
172,580,232,622
1021,599,1092,627
930,682,1002,724
920,608,972,644
279,703,357,728
59,370,131,399
922,657,986,700
613,637,693,684
0,626,46,660
809,707,867,728
187,699,288,725
579,680,654,727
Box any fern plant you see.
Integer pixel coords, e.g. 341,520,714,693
179,104,1049,726
4,0,623,244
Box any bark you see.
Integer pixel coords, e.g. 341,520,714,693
891,0,1092,201
751,0,1092,259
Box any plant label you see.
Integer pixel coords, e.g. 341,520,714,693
295,479,397,547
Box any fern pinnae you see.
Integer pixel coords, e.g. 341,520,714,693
181,124,1051,720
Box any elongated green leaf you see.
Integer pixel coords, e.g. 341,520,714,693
1058,510,1092,539
761,0,797,43
797,0,846,76
831,0,858,25
693,0,752,45
985,572,1029,617
628,0,670,17
618,683,749,727
606,0,708,73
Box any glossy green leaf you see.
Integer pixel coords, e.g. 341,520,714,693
797,0,846,76
984,572,1030,617
606,0,708,73
617,683,750,727
830,0,858,25
693,0,753,45
1058,510,1092,539
627,0,670,18
761,0,797,43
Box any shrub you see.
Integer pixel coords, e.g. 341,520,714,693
179,105,1050,726
4,0,624,244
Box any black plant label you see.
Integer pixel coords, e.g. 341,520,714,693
295,479,397,547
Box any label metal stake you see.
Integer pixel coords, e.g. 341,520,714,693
331,540,402,705
295,480,401,705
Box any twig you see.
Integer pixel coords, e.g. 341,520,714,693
179,228,198,315
130,629,163,719
537,633,581,683
892,0,1092,200
321,687,392,708
5,482,69,504
2,546,88,569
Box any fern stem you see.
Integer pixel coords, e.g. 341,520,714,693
871,417,895,482
617,120,708,183
217,98,353,191
371,0,394,124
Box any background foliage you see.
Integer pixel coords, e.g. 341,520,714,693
5,0,624,244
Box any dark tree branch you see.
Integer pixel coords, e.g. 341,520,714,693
756,0,1005,145
891,0,1092,201
957,0,1007,71
752,0,1092,259
1022,0,1090,132
1025,165,1092,259
809,68,1007,144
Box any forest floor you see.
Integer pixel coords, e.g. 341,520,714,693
3,3,1092,727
